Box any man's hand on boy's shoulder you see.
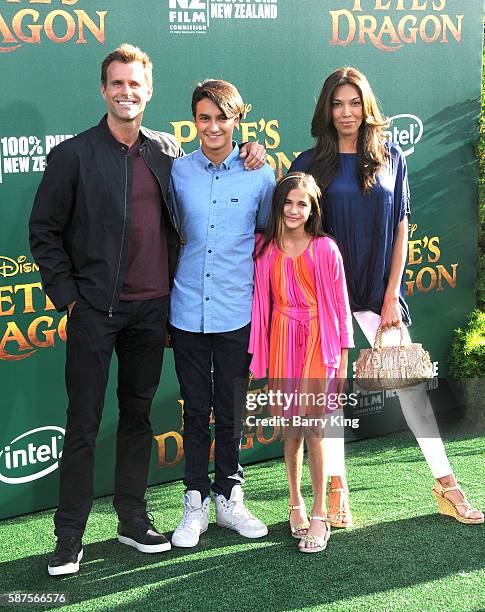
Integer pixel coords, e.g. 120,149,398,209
239,141,266,170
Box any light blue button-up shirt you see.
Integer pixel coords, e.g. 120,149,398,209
169,143,275,333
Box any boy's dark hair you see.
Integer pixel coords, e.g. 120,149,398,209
191,80,245,119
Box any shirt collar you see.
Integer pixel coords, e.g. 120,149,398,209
195,142,239,170
98,114,146,151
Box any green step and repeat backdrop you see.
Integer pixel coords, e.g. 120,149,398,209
0,0,483,520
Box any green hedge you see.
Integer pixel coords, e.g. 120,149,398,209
448,309,485,377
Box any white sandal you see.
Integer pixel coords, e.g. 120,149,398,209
298,516,331,553
289,503,310,539
328,484,353,529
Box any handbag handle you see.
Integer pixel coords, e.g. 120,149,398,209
374,323,406,350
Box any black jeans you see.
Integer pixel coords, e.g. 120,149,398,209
54,296,168,537
171,324,250,499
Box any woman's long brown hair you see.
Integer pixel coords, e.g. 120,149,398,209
307,67,389,195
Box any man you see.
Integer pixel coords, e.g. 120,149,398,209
29,45,265,576
169,80,275,548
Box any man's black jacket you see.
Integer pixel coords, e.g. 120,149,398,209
29,116,183,313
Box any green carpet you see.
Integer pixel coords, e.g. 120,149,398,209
0,430,484,612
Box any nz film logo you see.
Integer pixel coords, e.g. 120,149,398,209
168,0,208,33
168,0,278,34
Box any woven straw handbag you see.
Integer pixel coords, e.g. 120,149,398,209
355,324,433,391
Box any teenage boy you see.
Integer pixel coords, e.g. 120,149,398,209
169,80,275,547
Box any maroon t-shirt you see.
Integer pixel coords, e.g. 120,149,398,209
120,138,170,300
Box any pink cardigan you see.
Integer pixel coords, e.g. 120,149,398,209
248,236,354,378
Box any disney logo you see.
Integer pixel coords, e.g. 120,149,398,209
242,103,252,118
0,256,39,278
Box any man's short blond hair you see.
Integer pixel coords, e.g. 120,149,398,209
101,43,153,90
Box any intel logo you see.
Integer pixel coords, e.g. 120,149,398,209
385,114,424,157
0,426,64,484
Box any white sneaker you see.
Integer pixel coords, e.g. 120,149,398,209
171,491,210,548
215,485,268,538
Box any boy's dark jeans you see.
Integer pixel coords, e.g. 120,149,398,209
171,324,250,499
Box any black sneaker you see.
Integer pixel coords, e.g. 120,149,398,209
48,536,83,576
117,513,171,553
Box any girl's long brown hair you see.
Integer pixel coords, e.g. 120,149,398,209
255,172,326,259
307,67,389,195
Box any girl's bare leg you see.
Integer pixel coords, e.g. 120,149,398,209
284,430,307,535
299,433,329,550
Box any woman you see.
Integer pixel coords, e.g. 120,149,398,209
289,67,483,526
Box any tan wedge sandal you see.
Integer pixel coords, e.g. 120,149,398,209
327,485,353,529
289,504,310,539
298,516,331,553
432,482,484,525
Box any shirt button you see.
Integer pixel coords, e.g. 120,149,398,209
208,249,212,253
206,273,210,277
213,200,216,204
211,225,214,228
215,176,219,180
205,297,210,301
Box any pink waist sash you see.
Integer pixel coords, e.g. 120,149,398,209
273,304,318,348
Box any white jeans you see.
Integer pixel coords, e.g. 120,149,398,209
324,310,453,479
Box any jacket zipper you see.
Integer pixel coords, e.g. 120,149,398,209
109,151,129,317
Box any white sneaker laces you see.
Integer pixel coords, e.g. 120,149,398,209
231,500,256,520
180,502,205,527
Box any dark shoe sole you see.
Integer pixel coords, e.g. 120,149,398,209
48,549,83,576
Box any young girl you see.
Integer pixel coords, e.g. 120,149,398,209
249,172,354,552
